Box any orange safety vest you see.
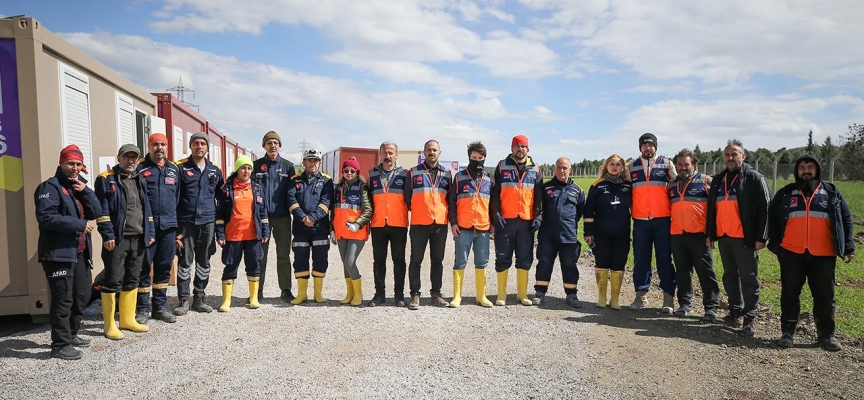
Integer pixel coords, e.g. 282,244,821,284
669,173,709,235
714,173,744,238
497,156,540,220
333,179,369,241
368,166,409,228
630,156,672,219
409,163,451,225
781,183,836,256
454,169,492,231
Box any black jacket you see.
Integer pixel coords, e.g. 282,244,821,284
706,164,770,247
583,178,632,237
34,167,101,263
252,155,295,219
95,166,156,245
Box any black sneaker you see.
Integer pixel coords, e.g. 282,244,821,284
51,345,82,360
531,291,546,306
819,336,842,352
174,299,189,316
70,336,91,348
394,295,406,307
152,308,178,323
702,310,723,324
739,317,755,338
191,297,213,313
723,314,744,329
566,293,581,308
135,309,150,324
280,289,295,303
367,294,385,307
777,332,794,348
82,299,102,319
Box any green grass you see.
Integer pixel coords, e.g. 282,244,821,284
571,176,864,338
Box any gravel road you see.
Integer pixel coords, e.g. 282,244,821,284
1,233,862,399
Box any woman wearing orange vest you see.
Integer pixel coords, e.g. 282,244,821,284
331,157,373,306
215,155,270,312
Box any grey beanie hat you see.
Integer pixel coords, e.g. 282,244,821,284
189,132,210,148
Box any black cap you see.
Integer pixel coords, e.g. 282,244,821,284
639,133,657,148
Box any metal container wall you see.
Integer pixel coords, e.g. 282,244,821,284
225,139,238,174
205,123,226,176
322,147,380,182
153,93,207,162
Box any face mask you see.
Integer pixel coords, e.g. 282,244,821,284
468,159,485,172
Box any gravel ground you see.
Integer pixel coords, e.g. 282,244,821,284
1,233,862,399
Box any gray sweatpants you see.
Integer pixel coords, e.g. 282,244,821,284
338,239,366,280
718,237,760,318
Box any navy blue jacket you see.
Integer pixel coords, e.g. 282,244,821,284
583,178,632,237
252,155,295,219
215,176,271,241
533,177,585,244
34,167,101,263
137,155,181,230
768,181,855,257
176,157,224,225
95,166,156,245
287,171,334,234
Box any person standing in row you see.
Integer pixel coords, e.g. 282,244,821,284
706,139,770,338
95,144,155,340
253,131,296,302
174,133,224,315
331,157,373,307
532,157,585,307
447,141,494,308
405,140,452,310
584,154,632,310
490,134,541,306
287,148,333,304
668,149,721,322
34,145,101,359
628,133,677,312
134,133,179,324
215,155,270,312
769,154,855,351
368,141,409,307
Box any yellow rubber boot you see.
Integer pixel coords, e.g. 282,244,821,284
291,278,309,305
248,278,260,309
119,290,149,332
516,269,533,306
101,292,124,340
595,269,609,308
496,270,508,306
449,269,464,308
351,278,363,306
313,277,327,303
340,278,354,304
475,269,493,308
610,271,624,311
219,280,234,312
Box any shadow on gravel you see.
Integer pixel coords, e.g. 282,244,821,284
0,339,51,360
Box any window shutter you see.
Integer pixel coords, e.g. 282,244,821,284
173,125,185,160
116,92,135,148
59,64,93,186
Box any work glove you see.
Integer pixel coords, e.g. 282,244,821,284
531,219,541,233
347,222,360,233
330,231,338,245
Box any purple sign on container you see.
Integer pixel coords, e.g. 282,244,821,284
0,39,21,160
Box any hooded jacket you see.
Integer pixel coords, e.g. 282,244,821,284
767,154,855,257
34,167,101,263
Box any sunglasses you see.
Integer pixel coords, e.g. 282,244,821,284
343,169,357,174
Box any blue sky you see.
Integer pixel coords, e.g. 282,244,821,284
7,1,864,164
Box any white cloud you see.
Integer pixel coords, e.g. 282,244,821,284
469,30,559,78
624,83,694,94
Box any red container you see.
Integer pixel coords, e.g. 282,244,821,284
153,93,207,162
205,122,227,176
321,147,380,182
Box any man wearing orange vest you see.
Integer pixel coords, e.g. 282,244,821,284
404,140,452,310
447,141,494,308
628,133,677,312
668,149,721,322
368,141,410,307
490,134,541,306
768,154,855,351
706,139,770,338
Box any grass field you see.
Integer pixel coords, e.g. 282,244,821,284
571,177,864,338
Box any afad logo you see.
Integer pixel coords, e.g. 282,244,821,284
186,170,194,177
143,170,152,177
631,172,638,179
790,197,798,208
463,184,469,191
261,164,268,172
296,182,303,190
371,178,379,186
415,176,423,183
503,171,511,178
547,189,553,195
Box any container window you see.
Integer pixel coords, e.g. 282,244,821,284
115,92,135,149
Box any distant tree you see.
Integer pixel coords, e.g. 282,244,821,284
806,130,816,154
820,135,837,162
838,124,864,180
693,144,703,159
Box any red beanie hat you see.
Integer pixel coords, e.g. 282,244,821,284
59,144,87,173
148,133,168,146
342,157,360,172
512,134,529,149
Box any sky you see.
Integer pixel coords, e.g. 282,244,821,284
7,1,864,164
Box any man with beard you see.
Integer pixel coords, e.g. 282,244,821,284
253,131,296,302
668,149,721,321
768,154,854,351
134,133,180,324
367,141,410,307
404,140,452,310
490,135,541,306
95,144,155,340
628,133,677,312
706,139,770,338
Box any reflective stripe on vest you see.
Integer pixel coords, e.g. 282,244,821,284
781,184,836,256
454,169,492,230
669,173,708,235
630,157,672,219
369,167,409,228
498,159,540,220
333,180,369,241
409,164,450,225
714,173,744,238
